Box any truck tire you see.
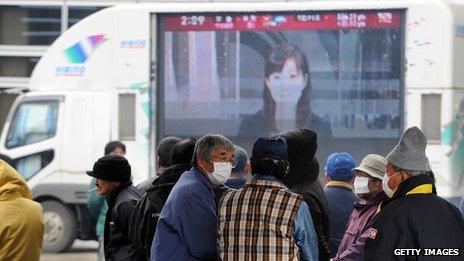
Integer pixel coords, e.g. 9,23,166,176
41,200,77,253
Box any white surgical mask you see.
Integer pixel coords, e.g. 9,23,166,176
206,162,232,186
354,177,371,194
382,172,400,198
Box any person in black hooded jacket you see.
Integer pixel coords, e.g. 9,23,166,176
280,128,331,261
131,138,196,260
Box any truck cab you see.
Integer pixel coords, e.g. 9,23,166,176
0,5,152,252
0,87,150,251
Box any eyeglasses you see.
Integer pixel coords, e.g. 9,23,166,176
210,155,237,168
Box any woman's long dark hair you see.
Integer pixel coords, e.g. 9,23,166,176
262,44,312,133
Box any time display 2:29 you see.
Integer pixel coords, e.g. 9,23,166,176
180,15,206,26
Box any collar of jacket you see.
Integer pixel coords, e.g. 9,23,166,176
149,178,176,193
246,174,289,190
356,191,388,208
158,164,191,184
107,181,132,206
192,167,215,190
324,180,353,191
405,184,433,195
394,174,435,197
378,174,435,212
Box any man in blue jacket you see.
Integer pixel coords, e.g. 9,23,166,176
324,152,357,257
151,134,235,260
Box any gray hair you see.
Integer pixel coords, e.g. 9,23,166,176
232,145,249,174
192,134,235,166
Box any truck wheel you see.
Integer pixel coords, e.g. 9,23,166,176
41,200,77,253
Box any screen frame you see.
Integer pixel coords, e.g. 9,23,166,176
153,8,406,145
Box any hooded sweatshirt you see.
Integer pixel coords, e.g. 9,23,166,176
0,159,43,261
280,128,331,260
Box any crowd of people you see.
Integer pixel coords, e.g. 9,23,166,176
87,126,464,261
1,126,464,260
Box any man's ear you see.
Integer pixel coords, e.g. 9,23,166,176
349,176,355,184
197,155,205,169
325,173,331,183
400,170,410,180
245,163,251,175
156,155,160,169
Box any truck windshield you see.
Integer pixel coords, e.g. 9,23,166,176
6,101,59,149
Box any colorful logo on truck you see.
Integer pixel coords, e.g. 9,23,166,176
64,34,106,64
56,34,106,76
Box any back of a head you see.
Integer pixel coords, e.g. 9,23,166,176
250,136,288,180
325,152,356,181
192,134,235,166
232,145,249,174
279,128,318,185
170,138,196,165
104,141,126,155
0,159,33,199
157,136,181,168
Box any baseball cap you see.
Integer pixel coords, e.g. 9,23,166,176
325,152,356,181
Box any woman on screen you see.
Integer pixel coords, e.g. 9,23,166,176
238,43,332,137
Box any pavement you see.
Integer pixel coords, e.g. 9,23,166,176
41,240,98,261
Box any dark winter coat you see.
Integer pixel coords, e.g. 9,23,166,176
104,181,143,261
131,163,191,260
364,175,464,260
324,181,357,256
280,128,331,260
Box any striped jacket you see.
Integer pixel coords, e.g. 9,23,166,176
218,176,303,260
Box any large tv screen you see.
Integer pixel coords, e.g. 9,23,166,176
158,10,404,159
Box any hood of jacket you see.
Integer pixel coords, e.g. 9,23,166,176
280,128,319,187
355,191,388,209
0,160,32,202
379,174,436,212
157,163,191,187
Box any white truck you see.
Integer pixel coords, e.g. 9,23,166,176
1,0,464,252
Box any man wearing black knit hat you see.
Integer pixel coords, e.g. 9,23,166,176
86,154,143,261
364,127,464,260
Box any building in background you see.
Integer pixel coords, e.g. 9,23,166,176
0,0,180,130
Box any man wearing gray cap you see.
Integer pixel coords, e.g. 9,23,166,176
364,127,464,260
333,154,388,261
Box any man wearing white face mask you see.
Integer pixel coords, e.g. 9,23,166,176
333,154,388,261
364,127,464,260
151,134,235,261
